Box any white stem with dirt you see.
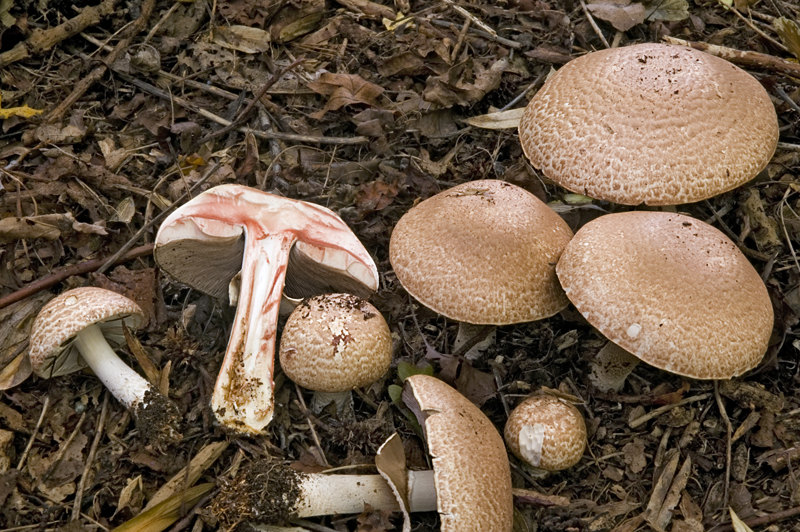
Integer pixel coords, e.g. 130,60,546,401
211,232,295,434
72,323,153,409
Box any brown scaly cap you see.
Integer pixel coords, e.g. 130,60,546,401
29,287,143,378
405,374,513,532
504,395,586,471
520,43,778,206
389,180,573,325
279,293,392,393
556,211,774,379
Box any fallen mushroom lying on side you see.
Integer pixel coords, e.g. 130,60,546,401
154,184,379,434
279,293,392,414
29,287,181,444
211,375,513,532
504,393,586,474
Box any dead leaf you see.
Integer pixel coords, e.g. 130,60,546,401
356,180,399,216
464,108,524,130
644,0,689,22
775,17,800,61
586,0,646,32
211,25,271,53
622,438,647,474
729,507,754,532
423,58,507,108
454,362,496,407
308,73,386,119
114,476,144,518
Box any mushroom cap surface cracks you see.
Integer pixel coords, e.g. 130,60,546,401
519,43,778,205
29,287,143,378
556,211,773,379
389,180,573,325
279,294,392,393
504,395,587,471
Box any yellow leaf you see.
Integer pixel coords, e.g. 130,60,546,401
775,17,800,61
111,483,213,532
729,507,754,532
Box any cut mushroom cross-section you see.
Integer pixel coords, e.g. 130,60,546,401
155,184,379,434
29,287,181,445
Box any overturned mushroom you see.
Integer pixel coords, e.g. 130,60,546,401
212,376,513,532
29,287,181,444
279,293,392,414
155,184,379,434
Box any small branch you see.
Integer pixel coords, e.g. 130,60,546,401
662,36,800,79
714,381,732,511
72,392,109,520
0,0,115,68
579,0,610,49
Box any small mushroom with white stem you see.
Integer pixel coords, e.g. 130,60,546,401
154,184,379,434
504,393,586,474
29,287,181,444
211,375,513,532
279,293,392,414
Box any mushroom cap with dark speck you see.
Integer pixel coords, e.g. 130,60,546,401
519,43,778,206
556,211,774,379
29,287,143,378
504,395,586,471
389,180,573,325
405,374,513,532
279,293,392,393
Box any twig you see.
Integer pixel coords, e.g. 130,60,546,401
662,36,800,78
0,244,154,311
0,0,115,68
44,0,156,122
112,71,369,145
727,5,788,53
72,392,109,520
708,504,800,531
714,381,732,511
428,19,521,49
193,58,305,148
294,382,331,469
16,396,50,470
628,393,712,429
579,0,610,49
32,411,87,493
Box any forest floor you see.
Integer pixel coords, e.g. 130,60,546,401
2,0,800,531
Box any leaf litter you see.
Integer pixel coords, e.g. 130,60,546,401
1,0,800,531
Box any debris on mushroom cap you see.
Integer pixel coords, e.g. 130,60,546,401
504,394,587,471
519,43,779,206
29,286,143,378
279,293,392,393
403,374,513,532
389,180,573,325
154,184,379,434
556,211,774,379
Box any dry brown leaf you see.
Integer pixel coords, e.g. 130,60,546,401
465,108,524,130
586,0,646,32
308,73,385,119
211,25,271,53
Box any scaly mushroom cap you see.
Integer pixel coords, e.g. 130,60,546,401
389,180,573,325
279,293,392,393
504,395,586,471
404,374,513,532
556,211,774,379
29,287,143,378
519,43,778,206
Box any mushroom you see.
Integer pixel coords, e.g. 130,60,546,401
154,184,379,434
504,393,586,473
279,293,392,414
29,287,181,443
389,180,573,359
556,211,774,380
212,375,513,532
519,43,778,205
589,340,641,393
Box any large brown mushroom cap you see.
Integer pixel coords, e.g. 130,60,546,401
519,43,778,206
404,374,513,532
504,395,586,471
556,211,774,379
279,293,392,393
29,287,143,378
389,180,573,325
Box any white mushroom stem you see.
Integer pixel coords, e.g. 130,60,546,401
294,470,437,517
453,323,496,360
211,232,293,434
72,322,154,408
589,341,640,393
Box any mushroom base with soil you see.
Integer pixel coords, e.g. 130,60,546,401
210,460,436,527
